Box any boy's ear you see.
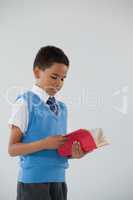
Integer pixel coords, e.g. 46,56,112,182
33,66,40,79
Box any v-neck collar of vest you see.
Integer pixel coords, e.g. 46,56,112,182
29,91,61,119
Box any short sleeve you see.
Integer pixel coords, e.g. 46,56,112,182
8,98,28,134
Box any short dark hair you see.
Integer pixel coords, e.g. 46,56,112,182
33,46,69,70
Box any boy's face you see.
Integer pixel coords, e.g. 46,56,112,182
33,63,68,96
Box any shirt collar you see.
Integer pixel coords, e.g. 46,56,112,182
30,84,56,103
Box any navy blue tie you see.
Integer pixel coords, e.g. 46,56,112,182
46,96,59,115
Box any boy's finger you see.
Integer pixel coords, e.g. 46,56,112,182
77,142,83,153
73,142,80,154
61,136,68,141
74,142,85,156
63,137,68,141
72,141,79,148
76,143,84,156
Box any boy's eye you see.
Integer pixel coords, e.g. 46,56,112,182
50,76,57,80
50,76,65,81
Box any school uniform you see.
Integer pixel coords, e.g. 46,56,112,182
8,85,69,200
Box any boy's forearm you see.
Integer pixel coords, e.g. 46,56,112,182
8,139,48,157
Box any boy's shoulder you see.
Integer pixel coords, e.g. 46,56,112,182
16,90,31,99
15,91,36,109
16,90,39,101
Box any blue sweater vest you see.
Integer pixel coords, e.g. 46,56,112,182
16,91,69,183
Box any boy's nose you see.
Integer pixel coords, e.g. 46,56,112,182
55,80,62,88
55,85,61,91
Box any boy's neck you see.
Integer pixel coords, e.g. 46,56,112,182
35,83,55,97
35,83,45,91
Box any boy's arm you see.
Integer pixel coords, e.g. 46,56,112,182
8,125,49,156
8,125,67,157
8,98,47,156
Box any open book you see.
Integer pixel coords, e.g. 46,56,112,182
58,128,110,157
86,128,110,148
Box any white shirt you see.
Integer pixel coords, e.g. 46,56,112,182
8,85,55,133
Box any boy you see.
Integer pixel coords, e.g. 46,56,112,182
8,46,85,200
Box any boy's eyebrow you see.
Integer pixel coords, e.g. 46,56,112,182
52,73,67,78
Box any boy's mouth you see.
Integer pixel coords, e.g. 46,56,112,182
46,87,59,95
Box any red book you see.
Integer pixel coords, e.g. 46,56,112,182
58,129,97,157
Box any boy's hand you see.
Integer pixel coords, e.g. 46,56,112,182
44,135,68,149
71,141,87,159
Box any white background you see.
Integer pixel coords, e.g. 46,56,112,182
0,0,132,199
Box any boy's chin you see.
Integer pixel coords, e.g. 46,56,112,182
46,88,58,96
